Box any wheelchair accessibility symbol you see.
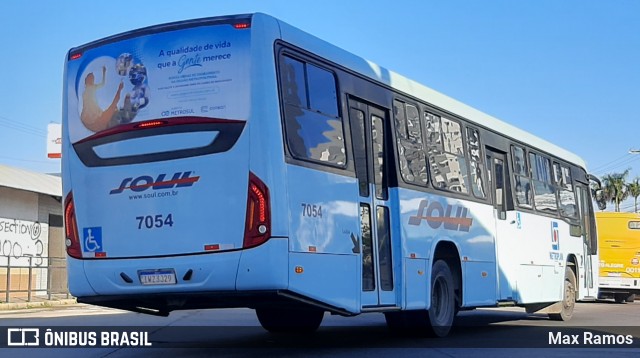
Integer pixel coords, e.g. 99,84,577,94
82,227,103,252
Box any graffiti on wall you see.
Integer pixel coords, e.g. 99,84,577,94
0,218,48,266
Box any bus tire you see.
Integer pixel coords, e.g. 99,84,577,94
549,266,576,321
256,307,324,333
613,293,635,303
424,260,455,337
614,293,626,303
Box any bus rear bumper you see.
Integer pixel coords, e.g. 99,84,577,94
69,237,360,316
598,289,640,298
68,238,289,299
599,277,640,297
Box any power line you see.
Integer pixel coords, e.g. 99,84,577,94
591,153,633,172
0,115,47,138
620,201,634,209
593,158,633,175
593,156,640,177
618,195,640,210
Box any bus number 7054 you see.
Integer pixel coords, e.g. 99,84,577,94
136,214,174,230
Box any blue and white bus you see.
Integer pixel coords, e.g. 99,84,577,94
63,13,605,336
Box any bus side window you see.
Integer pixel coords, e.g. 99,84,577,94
393,100,427,186
556,163,578,220
280,55,346,167
466,127,486,199
512,145,533,208
425,112,469,194
529,152,558,214
281,56,307,107
307,63,339,117
553,162,563,187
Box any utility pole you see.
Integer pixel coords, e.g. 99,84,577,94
628,149,639,213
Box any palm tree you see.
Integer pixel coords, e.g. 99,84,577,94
628,178,640,213
601,169,630,212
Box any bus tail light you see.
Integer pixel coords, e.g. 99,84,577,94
233,23,251,29
243,172,271,248
64,193,82,259
134,120,168,129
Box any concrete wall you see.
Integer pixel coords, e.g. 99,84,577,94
0,186,64,300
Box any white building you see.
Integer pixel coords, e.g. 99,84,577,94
0,164,64,299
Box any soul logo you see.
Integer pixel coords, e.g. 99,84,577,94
408,199,473,232
110,172,200,194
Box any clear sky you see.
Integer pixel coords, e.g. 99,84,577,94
1,0,639,210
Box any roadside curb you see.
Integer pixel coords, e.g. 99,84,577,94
0,298,77,311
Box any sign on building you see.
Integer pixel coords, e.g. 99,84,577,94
47,123,61,159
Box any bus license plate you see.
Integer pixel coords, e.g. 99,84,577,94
138,269,177,285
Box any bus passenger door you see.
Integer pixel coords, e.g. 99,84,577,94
485,147,516,301
348,97,397,309
576,185,598,298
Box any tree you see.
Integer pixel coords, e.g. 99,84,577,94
601,170,630,212
628,178,640,213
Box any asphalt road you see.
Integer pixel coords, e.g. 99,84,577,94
1,300,639,357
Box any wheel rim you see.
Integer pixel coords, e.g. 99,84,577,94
432,276,450,324
563,278,575,310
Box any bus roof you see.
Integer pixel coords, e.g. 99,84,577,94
269,13,588,169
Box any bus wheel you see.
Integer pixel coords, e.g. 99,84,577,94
256,307,324,333
613,293,635,303
549,266,576,321
425,260,455,337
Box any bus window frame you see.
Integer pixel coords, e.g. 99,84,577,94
276,46,355,177
391,95,494,205
505,142,584,227
392,99,429,188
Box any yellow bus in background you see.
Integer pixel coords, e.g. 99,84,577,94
597,212,640,303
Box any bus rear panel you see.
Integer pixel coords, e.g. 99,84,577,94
62,14,294,314
597,212,640,302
